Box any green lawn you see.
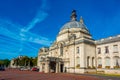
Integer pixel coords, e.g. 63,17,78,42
98,73,120,77
86,72,120,77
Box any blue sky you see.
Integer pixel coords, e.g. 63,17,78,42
0,0,120,59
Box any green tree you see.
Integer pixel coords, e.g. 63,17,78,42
32,57,37,66
0,60,4,65
12,56,37,67
3,59,10,67
0,59,10,67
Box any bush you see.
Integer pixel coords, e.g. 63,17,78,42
114,66,120,69
105,66,110,69
76,64,80,68
98,65,102,68
92,66,96,69
88,66,91,69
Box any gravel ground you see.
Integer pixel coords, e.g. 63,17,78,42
0,69,102,80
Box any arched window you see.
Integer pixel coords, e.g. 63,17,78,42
105,57,110,69
92,57,95,67
113,56,120,67
98,57,102,68
87,56,90,67
76,47,80,54
60,44,63,56
76,57,80,68
76,57,80,65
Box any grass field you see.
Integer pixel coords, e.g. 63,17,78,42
97,73,120,77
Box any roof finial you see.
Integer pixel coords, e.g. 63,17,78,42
80,16,84,24
71,10,77,21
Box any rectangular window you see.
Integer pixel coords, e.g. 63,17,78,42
105,46,109,53
113,45,118,53
98,48,101,54
76,47,79,54
51,52,52,57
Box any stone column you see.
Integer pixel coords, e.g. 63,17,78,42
63,64,65,73
80,43,85,69
59,62,61,73
45,62,49,73
56,62,59,73
89,57,91,67
111,57,114,68
102,57,105,68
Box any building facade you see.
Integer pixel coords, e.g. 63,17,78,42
37,10,120,74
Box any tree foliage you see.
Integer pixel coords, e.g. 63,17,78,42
13,56,37,67
0,59,10,67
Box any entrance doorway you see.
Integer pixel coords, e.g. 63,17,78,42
50,61,56,73
60,64,64,72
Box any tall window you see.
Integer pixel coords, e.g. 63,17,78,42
60,44,63,56
98,48,101,54
98,58,102,65
76,57,80,68
113,57,119,67
87,56,90,67
76,47,79,54
76,57,80,65
51,52,52,57
98,58,102,68
105,57,110,68
92,57,95,67
105,46,109,53
113,45,118,53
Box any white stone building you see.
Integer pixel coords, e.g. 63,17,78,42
37,10,120,74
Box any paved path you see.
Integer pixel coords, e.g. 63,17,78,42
0,69,120,80
0,70,100,80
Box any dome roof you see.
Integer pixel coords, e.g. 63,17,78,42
59,10,90,34
60,21,88,31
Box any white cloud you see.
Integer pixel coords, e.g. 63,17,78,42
24,0,49,32
0,18,52,59
25,11,48,31
0,0,51,59
0,18,52,45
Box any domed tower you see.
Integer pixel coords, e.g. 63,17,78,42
39,10,96,74
57,10,91,42
55,10,96,73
